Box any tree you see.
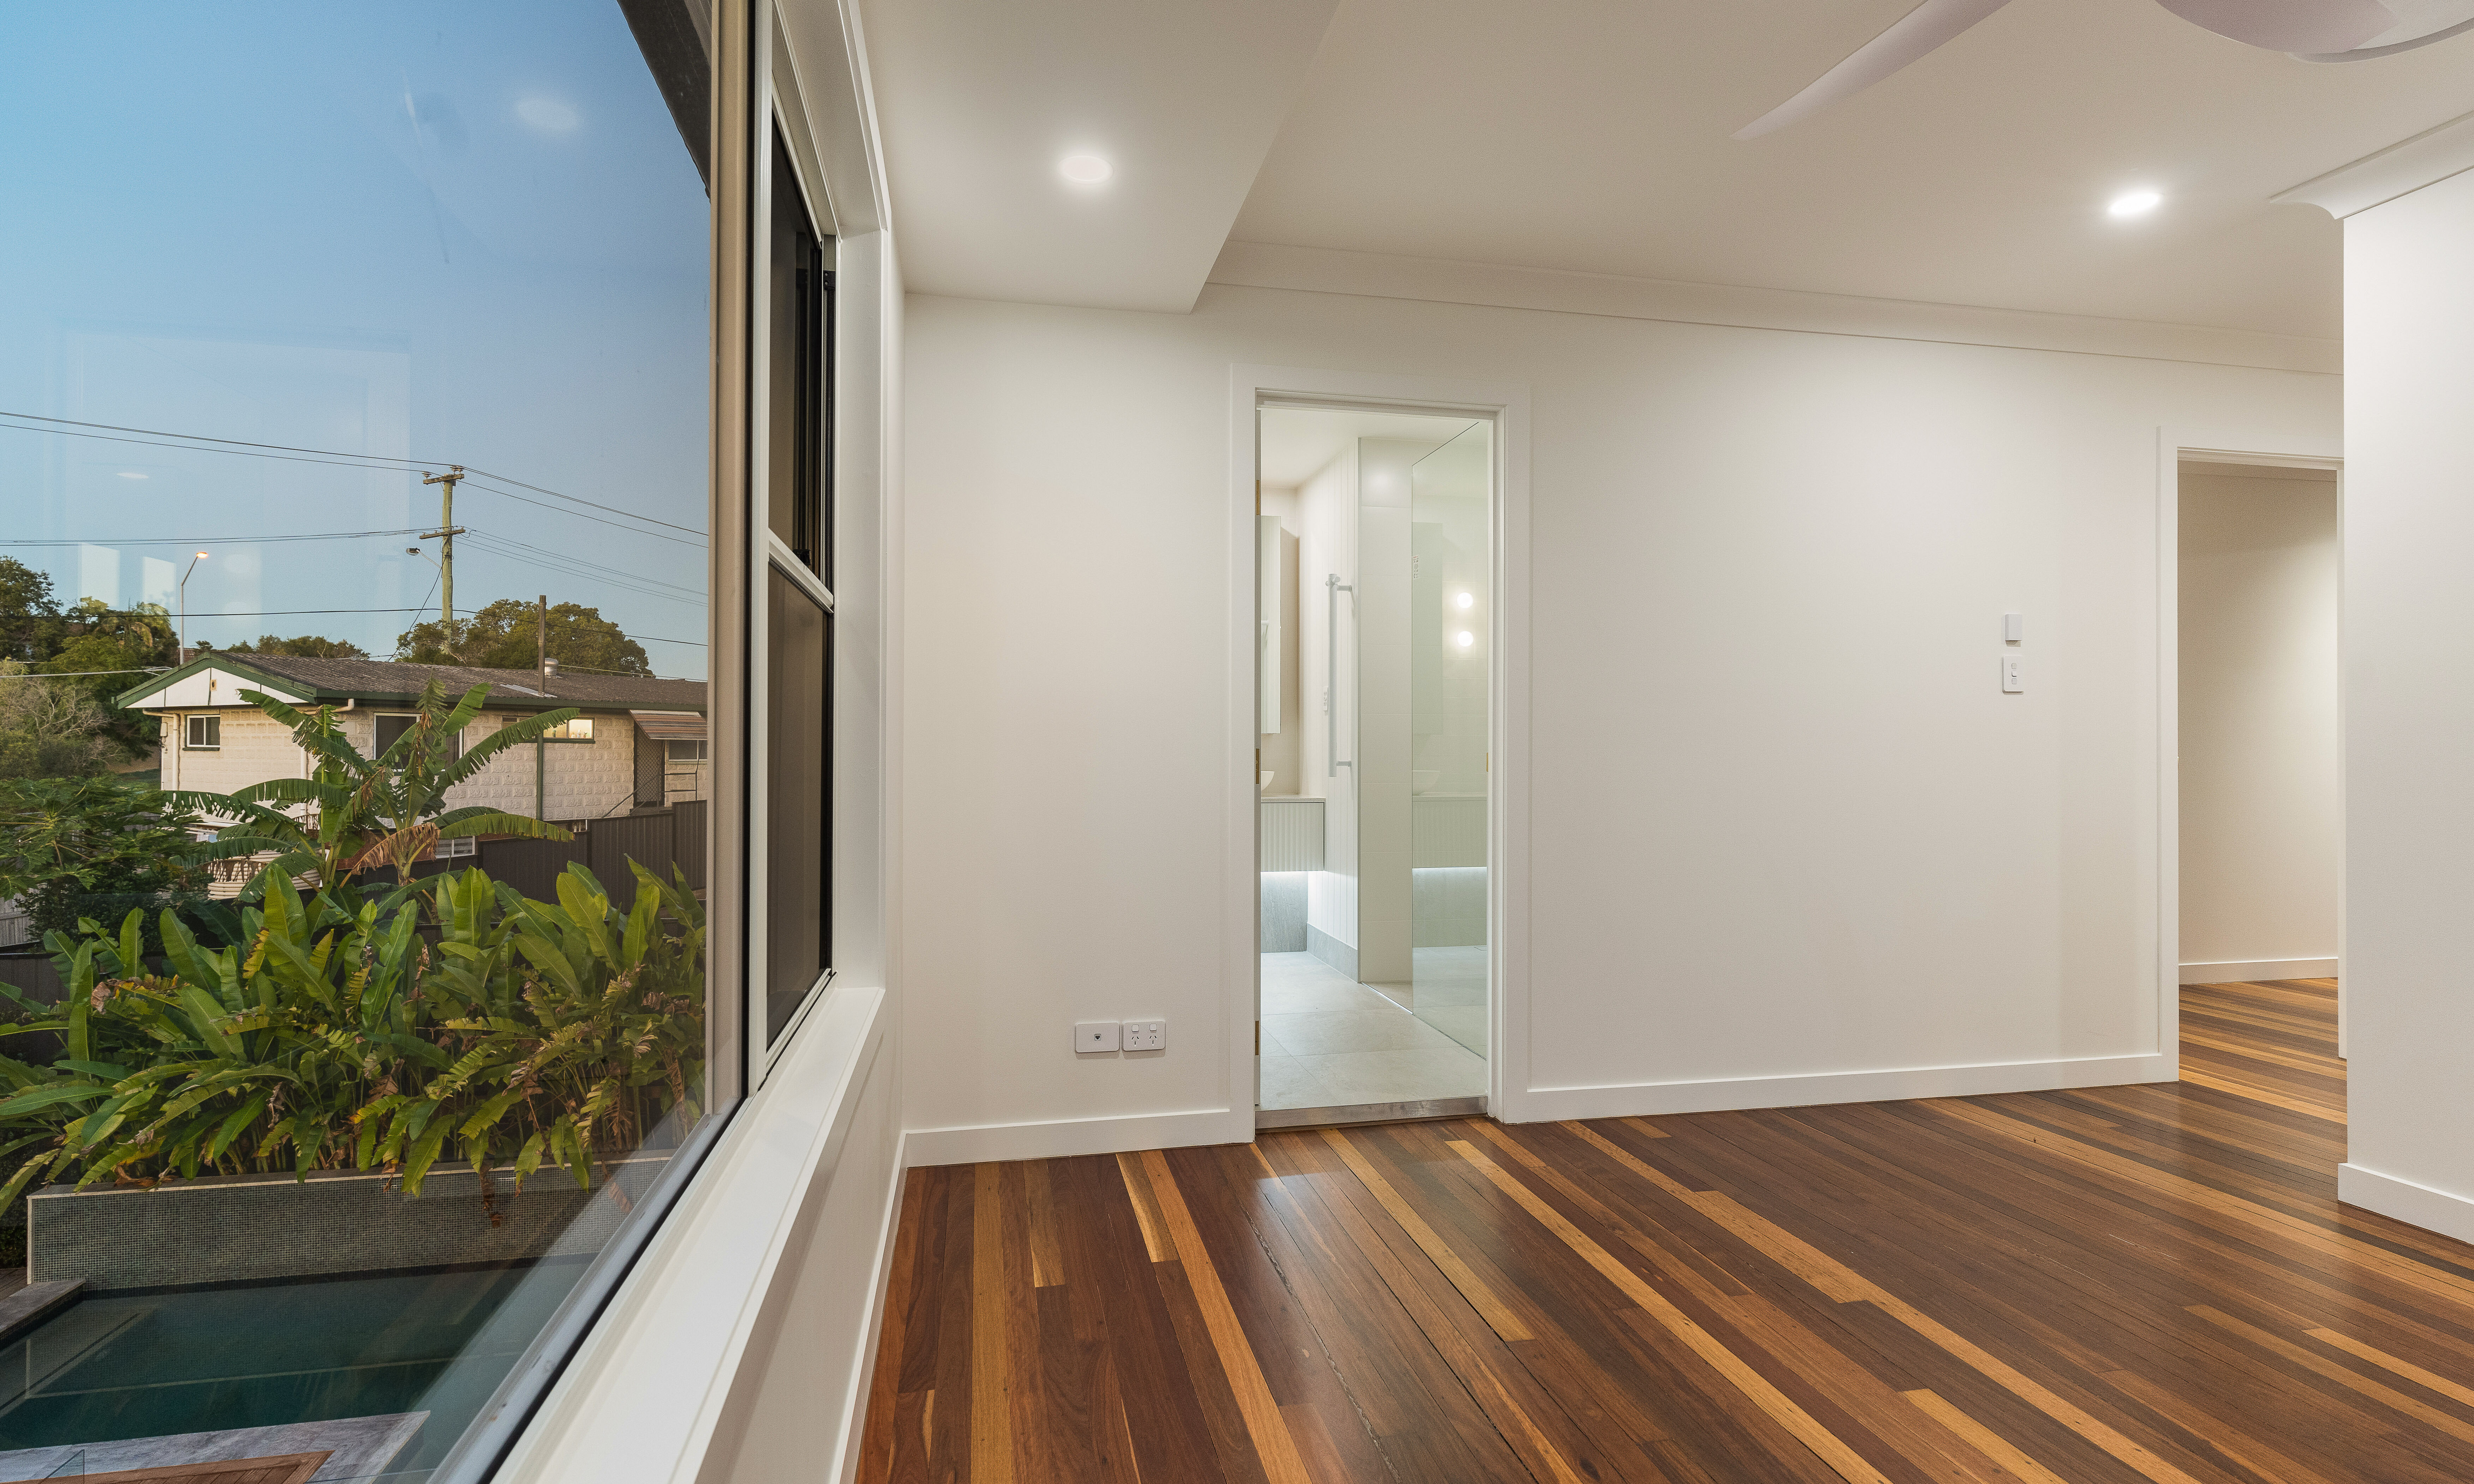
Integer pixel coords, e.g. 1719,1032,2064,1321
394,599,651,676
216,634,369,659
0,559,62,664
0,776,214,944
0,664,119,781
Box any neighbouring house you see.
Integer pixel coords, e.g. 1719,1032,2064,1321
116,653,709,828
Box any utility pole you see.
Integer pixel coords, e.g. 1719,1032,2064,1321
420,465,469,624
536,594,548,822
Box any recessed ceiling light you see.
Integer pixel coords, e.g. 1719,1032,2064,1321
1456,630,1475,649
1059,153,1112,184
2107,189,2163,219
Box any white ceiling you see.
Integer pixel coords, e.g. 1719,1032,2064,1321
1259,408,1477,487
855,0,2474,337
853,0,1337,312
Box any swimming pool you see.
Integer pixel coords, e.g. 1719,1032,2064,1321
0,1263,587,1477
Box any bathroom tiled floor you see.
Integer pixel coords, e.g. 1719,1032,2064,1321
1257,951,1485,1110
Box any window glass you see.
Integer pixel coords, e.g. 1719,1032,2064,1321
376,712,464,759
0,5,717,1478
766,566,830,1040
766,131,832,578
541,717,596,742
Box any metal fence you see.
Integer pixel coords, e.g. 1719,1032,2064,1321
478,800,706,902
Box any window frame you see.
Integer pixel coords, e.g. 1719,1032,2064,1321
540,716,597,743
181,713,220,750
745,66,839,1073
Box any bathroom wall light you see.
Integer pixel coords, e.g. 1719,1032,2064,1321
1059,153,1112,184
1454,591,1474,609
2106,189,2162,218
1456,631,1475,648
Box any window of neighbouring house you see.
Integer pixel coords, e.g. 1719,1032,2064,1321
375,711,463,760
0,4,721,1479
665,738,707,764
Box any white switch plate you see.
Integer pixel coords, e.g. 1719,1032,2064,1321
2001,653,2024,693
1124,1019,1167,1052
2003,612,2024,643
1075,1021,1121,1053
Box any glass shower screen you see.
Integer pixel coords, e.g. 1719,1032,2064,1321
1407,423,1490,1057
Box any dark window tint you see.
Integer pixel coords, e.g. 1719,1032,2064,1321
766,132,831,578
766,566,830,1039
375,712,461,759
184,715,220,749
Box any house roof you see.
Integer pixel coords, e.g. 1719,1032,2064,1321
117,653,706,715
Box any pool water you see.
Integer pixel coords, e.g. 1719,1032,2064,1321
0,1263,586,1475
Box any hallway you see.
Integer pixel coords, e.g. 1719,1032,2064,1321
860,980,2470,1483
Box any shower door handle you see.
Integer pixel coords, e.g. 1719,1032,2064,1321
1326,572,1353,778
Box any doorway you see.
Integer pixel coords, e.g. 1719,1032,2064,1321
2174,453,2343,1087
1255,404,1493,1127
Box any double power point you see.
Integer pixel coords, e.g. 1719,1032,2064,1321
1076,1020,1167,1054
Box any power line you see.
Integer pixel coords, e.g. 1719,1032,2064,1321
0,528,423,547
460,531,705,606
0,411,710,546
469,528,704,596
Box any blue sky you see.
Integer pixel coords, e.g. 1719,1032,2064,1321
0,3,710,677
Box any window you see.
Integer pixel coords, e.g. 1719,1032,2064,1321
766,564,831,1041
375,712,462,759
667,738,709,764
767,128,833,578
3,4,718,1475
759,120,835,1049
542,716,596,742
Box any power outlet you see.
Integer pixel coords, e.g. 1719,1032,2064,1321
1075,1021,1121,1053
1124,1019,1167,1052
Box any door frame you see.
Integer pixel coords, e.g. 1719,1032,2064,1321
1227,366,1531,1126
2157,428,2346,1059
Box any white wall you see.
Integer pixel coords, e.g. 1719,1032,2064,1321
2337,165,2474,1242
2177,464,2340,975
900,279,2339,1155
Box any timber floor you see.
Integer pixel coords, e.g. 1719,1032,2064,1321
859,979,2474,1483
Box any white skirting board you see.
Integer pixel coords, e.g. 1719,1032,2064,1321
903,1105,1251,1167
1511,1051,2177,1123
2338,1163,2474,1248
2179,957,2339,983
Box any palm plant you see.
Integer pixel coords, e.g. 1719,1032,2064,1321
173,680,578,891
0,858,705,1207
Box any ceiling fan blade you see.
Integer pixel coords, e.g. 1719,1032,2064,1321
2151,0,2395,52
1734,0,2018,140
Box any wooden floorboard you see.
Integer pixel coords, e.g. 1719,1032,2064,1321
860,980,2474,1483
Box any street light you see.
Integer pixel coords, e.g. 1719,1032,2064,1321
406,546,446,623
178,551,206,660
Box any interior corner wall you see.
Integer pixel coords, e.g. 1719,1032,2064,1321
2336,166,2474,1243
897,281,2338,1158
2176,467,2340,972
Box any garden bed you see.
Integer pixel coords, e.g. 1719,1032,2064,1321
29,1153,672,1291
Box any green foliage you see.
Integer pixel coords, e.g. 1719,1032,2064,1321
394,597,651,677
214,634,369,659
176,679,579,889
0,777,232,952
0,559,64,666
0,665,119,781
0,859,706,1207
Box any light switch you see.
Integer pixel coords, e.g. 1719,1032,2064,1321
1076,1021,1121,1053
2002,653,2024,693
2003,612,2024,644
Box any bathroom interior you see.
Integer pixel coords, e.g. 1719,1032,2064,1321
1257,404,1491,1122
